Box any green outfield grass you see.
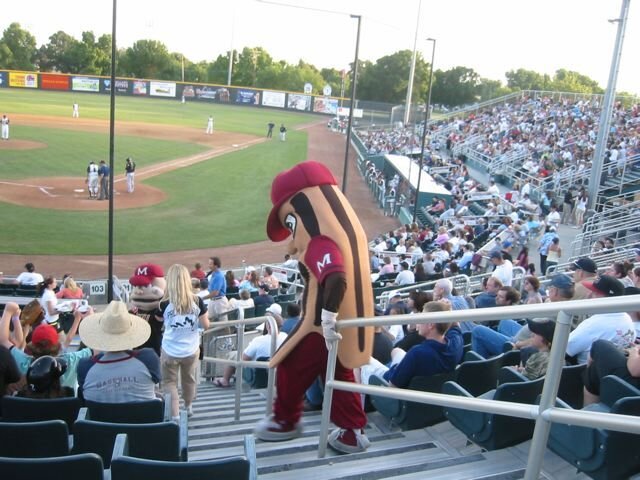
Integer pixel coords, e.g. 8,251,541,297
0,88,322,255
1,131,307,255
0,88,318,136
0,125,208,179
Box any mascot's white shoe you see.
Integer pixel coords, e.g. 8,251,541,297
328,428,371,454
254,416,302,441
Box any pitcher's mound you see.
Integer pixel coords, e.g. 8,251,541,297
0,177,166,210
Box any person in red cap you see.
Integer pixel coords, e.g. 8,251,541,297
255,160,374,454
128,263,167,356
0,301,92,390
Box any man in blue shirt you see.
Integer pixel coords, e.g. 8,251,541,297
204,256,229,321
97,160,111,200
360,301,463,388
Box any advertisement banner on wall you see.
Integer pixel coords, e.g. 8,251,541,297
133,81,148,96
194,85,230,102
41,73,69,91
9,72,38,88
181,85,196,98
150,81,176,98
235,89,261,105
262,90,286,108
337,106,364,118
0,72,7,88
72,77,99,92
287,94,311,111
103,79,130,94
313,97,338,115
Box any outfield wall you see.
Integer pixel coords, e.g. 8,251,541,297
0,69,349,117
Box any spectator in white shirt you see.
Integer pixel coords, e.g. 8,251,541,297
394,262,416,286
490,251,513,286
13,262,44,286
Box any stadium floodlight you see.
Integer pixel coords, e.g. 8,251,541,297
412,38,436,225
256,0,362,194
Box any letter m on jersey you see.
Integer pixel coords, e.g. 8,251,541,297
317,253,332,273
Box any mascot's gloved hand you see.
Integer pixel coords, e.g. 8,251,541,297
321,309,342,350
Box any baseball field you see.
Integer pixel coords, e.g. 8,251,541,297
0,88,322,255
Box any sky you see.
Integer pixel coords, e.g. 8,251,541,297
2,0,639,95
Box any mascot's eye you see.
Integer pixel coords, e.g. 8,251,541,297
284,214,297,236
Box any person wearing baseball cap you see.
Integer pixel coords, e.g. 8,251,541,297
77,301,160,404
0,301,92,389
570,257,598,300
511,319,556,380
566,275,635,364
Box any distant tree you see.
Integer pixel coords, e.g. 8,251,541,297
505,68,550,91
37,30,78,72
431,66,481,107
358,50,430,104
477,78,513,102
551,69,603,94
0,22,37,70
207,52,233,85
320,67,345,98
119,39,175,80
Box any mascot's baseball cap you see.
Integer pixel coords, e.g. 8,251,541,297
129,263,165,287
267,161,337,242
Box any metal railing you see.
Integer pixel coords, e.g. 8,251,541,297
318,295,640,480
201,315,279,421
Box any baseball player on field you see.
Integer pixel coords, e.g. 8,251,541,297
125,157,136,193
206,115,214,134
86,161,99,198
73,102,79,118
1,114,9,140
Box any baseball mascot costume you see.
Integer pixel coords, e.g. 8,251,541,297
128,263,166,356
255,161,374,454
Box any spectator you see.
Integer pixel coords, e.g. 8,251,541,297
261,266,280,290
413,262,428,282
538,226,558,275
379,256,395,276
254,284,275,309
582,339,640,406
190,262,206,281
509,319,556,380
203,256,229,321
38,277,60,330
229,288,255,311
215,315,287,388
606,261,634,288
475,277,503,309
394,261,415,286
515,246,529,269
570,258,598,300
567,275,635,364
78,301,159,403
360,301,463,388
0,344,20,397
545,237,562,273
225,270,240,289
523,276,543,304
155,264,209,418
13,262,43,286
56,276,84,299
239,269,260,292
490,251,513,287
470,286,522,358
18,356,74,399
281,303,301,334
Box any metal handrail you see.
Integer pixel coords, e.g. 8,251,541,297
201,315,279,421
318,295,640,480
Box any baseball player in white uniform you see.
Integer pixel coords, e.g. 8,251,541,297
73,103,79,118
125,157,136,193
1,115,9,140
87,161,99,198
206,115,214,134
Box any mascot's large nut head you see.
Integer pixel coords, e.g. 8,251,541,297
129,263,166,311
267,160,337,242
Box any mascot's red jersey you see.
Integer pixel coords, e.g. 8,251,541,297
266,161,374,369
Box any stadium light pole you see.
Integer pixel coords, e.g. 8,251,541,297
412,37,436,225
587,0,630,210
107,0,118,302
341,14,361,194
403,0,422,126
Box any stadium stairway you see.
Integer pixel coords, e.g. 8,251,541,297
187,381,592,479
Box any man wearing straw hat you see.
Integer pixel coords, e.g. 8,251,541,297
77,301,161,403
